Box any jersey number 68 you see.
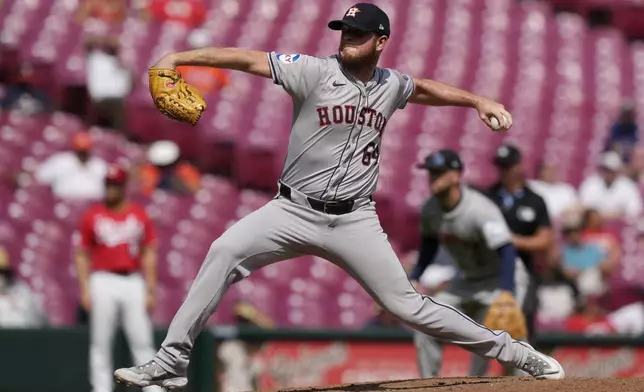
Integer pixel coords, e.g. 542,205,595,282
362,142,380,166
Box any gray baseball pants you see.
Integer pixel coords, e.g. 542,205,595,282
153,188,530,376
414,260,530,377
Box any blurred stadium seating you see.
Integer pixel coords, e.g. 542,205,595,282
543,0,644,40
1,0,644,328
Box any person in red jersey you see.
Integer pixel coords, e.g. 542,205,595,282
74,163,162,392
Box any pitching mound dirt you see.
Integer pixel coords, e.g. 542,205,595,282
276,377,643,392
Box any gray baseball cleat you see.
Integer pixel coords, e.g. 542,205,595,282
114,360,188,390
520,344,565,380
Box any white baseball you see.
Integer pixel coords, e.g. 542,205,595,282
490,115,508,131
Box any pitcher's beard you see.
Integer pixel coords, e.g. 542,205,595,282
339,45,378,71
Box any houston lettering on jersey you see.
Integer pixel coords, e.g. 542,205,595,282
316,105,388,133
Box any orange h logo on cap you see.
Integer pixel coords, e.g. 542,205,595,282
346,6,360,17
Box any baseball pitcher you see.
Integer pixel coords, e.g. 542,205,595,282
410,149,530,378
115,3,564,389
74,164,162,392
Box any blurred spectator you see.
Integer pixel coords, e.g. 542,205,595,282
35,132,108,200
626,144,644,183
75,0,127,27
578,151,643,221
527,160,580,221
603,302,644,336
605,100,638,160
0,247,48,328
563,297,610,335
74,164,161,392
217,302,273,392
173,66,229,96
486,144,554,342
536,263,580,330
136,140,201,196
141,0,207,28
0,63,53,115
84,36,133,132
564,299,644,336
175,30,230,96
580,208,621,268
559,214,614,298
637,223,644,251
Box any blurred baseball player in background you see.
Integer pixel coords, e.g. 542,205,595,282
411,149,529,378
74,164,162,392
117,3,564,388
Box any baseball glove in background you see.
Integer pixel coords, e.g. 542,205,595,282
148,68,207,126
482,290,528,341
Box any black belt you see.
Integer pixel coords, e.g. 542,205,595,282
278,182,370,215
109,270,136,276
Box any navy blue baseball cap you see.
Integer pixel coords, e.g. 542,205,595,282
417,149,464,172
493,144,522,168
328,3,391,37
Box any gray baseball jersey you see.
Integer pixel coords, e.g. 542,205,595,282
420,186,513,280
267,52,415,200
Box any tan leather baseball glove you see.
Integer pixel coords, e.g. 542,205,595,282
148,68,207,126
482,290,528,341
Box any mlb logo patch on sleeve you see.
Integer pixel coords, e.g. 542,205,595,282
276,54,301,64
